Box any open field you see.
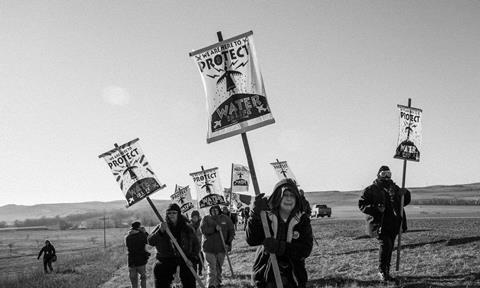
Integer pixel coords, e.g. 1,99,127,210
2,216,480,287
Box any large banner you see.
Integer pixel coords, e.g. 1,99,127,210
394,105,422,162
99,138,166,207
231,163,250,193
190,167,226,208
171,185,195,214
189,31,275,143
270,160,297,182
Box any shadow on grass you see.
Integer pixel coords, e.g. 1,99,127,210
446,236,480,246
337,239,447,255
308,273,480,288
352,230,432,241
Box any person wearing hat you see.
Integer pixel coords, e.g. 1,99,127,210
125,221,150,288
37,239,56,273
189,210,204,276
148,203,200,288
246,178,313,288
358,165,411,281
200,204,235,288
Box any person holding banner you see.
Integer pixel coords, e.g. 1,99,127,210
201,205,235,288
148,203,200,288
358,166,411,281
246,178,313,288
125,221,150,288
190,210,205,276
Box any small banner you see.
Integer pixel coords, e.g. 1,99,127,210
190,167,226,208
189,31,275,143
270,160,297,181
394,105,422,162
171,185,195,214
224,188,252,210
99,138,166,207
231,163,250,193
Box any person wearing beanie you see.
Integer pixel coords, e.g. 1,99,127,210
246,178,313,288
125,221,150,288
148,203,200,288
189,210,204,276
200,204,235,288
358,165,411,281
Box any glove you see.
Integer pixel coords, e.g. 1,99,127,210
225,244,232,252
399,188,408,197
263,237,286,255
252,193,269,216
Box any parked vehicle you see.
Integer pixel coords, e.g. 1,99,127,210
312,204,332,218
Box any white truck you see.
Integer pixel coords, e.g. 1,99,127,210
312,204,332,218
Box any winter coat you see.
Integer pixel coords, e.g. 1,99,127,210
358,179,411,237
125,228,150,267
246,179,313,288
190,220,202,244
200,207,235,254
148,215,200,263
38,244,56,260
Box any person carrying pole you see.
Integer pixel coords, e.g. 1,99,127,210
200,205,235,288
148,203,200,288
358,165,411,281
246,178,313,288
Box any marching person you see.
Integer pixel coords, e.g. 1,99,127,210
148,203,200,288
190,210,205,276
246,178,313,288
201,205,235,288
37,239,56,273
241,206,250,231
358,165,411,281
125,221,150,288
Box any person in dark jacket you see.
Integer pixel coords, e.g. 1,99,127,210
358,165,411,281
190,210,204,276
125,221,150,288
148,203,200,288
246,178,313,288
37,239,56,273
201,204,235,288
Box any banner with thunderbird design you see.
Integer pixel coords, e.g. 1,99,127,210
190,167,225,208
171,185,194,214
189,31,275,143
394,105,422,162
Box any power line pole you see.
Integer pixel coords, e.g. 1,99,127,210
99,211,108,249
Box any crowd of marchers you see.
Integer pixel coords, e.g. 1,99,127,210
38,165,408,288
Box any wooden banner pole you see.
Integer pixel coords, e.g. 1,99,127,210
395,98,411,271
218,226,235,277
215,30,283,288
113,143,205,288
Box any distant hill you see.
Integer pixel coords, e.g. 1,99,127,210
1,182,479,224
304,182,480,206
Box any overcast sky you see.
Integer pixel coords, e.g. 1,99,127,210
1,1,479,206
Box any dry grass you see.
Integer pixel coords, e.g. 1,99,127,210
2,219,480,287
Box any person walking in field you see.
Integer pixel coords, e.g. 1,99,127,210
190,210,205,276
148,203,200,288
125,221,150,288
246,178,313,288
358,165,411,281
201,204,235,288
37,239,56,273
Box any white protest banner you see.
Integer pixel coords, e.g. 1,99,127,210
231,163,250,193
99,138,166,207
225,188,252,210
189,31,275,143
394,105,422,162
171,185,195,214
270,160,297,182
190,167,225,208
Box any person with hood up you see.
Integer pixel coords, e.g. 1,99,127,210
125,221,150,288
358,165,411,281
246,178,313,288
200,204,235,288
37,239,56,273
148,203,200,288
190,210,205,276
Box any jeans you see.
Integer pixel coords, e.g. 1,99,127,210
43,258,53,273
205,252,225,287
378,233,397,272
129,265,147,288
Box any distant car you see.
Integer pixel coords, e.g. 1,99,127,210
312,204,332,218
